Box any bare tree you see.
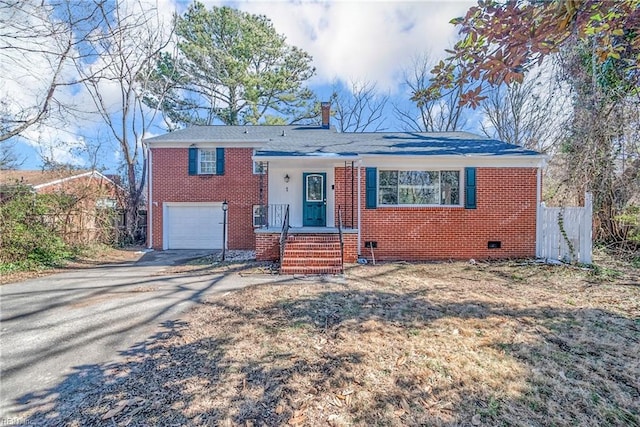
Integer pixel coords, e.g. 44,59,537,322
330,80,388,132
480,65,567,152
546,40,640,243
0,140,20,170
0,0,106,143
396,54,470,132
77,0,173,242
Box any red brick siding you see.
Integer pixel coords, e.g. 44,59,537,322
256,232,358,263
256,233,280,261
149,147,266,250
339,167,538,261
342,233,358,262
334,165,357,228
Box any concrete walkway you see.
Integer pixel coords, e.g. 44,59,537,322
0,250,279,417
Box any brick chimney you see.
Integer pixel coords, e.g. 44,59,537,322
321,102,331,129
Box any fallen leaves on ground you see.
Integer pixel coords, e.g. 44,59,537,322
17,256,640,426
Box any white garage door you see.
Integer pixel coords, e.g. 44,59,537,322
165,203,225,249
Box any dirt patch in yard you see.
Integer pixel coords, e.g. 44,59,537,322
19,258,640,426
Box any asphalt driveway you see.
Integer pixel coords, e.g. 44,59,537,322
0,250,270,417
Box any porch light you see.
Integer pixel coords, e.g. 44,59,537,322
284,174,290,183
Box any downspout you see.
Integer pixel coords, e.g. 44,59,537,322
357,159,362,256
147,148,153,249
535,163,543,257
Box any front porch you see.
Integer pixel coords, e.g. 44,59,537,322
253,159,361,274
255,221,359,274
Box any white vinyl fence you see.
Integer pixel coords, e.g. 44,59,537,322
536,193,593,264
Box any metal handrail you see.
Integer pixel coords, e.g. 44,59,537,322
279,204,290,263
337,205,345,273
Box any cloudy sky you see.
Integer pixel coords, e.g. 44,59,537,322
4,0,476,172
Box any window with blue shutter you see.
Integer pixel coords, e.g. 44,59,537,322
465,167,477,209
365,167,377,209
189,147,225,175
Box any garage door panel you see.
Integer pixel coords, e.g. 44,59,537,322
165,204,224,249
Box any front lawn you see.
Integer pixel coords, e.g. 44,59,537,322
22,258,640,426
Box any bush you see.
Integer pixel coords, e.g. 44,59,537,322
615,205,640,248
0,185,76,269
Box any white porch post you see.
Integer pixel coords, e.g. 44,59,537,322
535,166,542,258
357,159,362,256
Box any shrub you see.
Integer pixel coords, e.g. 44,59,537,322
0,185,75,269
615,205,640,248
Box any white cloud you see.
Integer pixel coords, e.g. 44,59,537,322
215,0,475,93
4,0,479,169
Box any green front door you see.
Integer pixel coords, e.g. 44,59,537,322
302,172,326,226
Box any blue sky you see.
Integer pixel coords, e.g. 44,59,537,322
5,0,478,173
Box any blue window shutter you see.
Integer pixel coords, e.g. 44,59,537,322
465,167,477,209
216,148,225,175
188,147,198,175
365,167,377,209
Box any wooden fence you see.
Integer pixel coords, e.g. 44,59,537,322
537,193,593,264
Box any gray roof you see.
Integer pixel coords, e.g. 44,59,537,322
145,125,542,157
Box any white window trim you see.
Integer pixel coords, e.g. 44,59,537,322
198,149,217,175
377,168,463,207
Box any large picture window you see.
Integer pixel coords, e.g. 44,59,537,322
378,170,460,206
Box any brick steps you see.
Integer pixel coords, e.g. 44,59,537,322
280,233,343,275
281,266,343,275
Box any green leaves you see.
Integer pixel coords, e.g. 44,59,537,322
423,0,640,109
148,2,316,126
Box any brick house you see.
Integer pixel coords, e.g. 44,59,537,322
0,169,124,244
145,105,545,273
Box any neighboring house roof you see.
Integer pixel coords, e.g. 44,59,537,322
0,169,121,190
144,125,543,158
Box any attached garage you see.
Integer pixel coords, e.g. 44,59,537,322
163,202,225,249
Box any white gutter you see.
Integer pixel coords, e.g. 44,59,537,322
147,149,153,249
32,171,93,190
357,159,362,256
252,155,360,162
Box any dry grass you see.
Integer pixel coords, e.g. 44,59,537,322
20,257,640,426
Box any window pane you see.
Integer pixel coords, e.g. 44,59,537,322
399,187,437,204
441,171,460,205
379,170,398,186
399,170,438,186
379,188,398,204
306,175,323,201
199,150,216,174
378,171,398,205
399,171,438,204
253,205,266,226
